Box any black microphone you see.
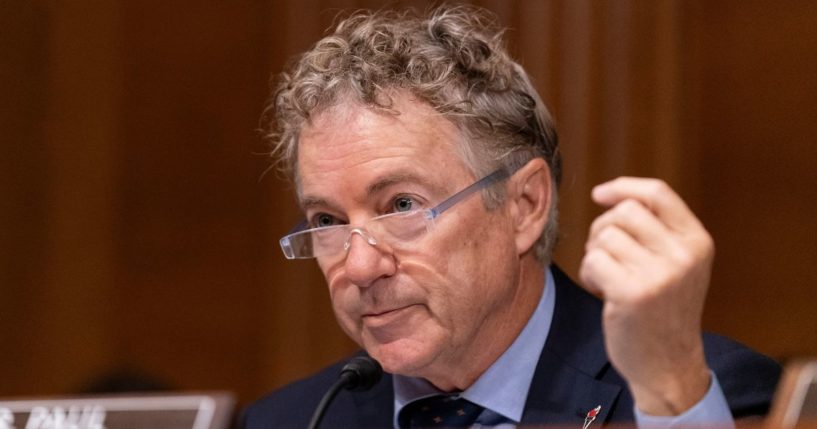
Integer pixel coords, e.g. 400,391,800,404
306,356,383,429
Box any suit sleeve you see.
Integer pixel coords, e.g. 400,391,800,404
703,333,782,419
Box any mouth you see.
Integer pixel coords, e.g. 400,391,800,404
361,304,419,326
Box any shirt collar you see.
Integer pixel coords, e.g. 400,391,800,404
393,268,557,425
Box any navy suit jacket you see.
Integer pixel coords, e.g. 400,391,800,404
244,266,780,428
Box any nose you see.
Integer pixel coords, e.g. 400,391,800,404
344,228,378,250
343,230,396,288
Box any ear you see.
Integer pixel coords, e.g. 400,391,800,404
506,158,552,257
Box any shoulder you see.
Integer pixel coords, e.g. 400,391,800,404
241,356,395,429
702,332,782,417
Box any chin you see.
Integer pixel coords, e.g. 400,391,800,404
363,337,437,377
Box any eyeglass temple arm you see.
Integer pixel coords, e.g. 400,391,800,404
286,219,309,235
286,165,517,231
429,167,512,217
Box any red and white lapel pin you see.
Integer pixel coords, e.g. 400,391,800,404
582,405,601,429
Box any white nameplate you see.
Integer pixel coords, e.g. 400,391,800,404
0,393,233,429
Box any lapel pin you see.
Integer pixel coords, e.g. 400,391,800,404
582,405,601,429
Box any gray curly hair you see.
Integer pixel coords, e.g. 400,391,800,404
264,4,562,264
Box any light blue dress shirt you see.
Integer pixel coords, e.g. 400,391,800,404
393,268,735,428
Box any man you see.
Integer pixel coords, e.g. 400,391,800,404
245,5,779,428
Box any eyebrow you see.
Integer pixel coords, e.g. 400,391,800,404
366,172,429,196
298,195,331,212
298,172,441,212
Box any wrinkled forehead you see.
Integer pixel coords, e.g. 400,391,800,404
293,94,476,196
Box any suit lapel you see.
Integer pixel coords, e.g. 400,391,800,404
521,348,621,426
521,266,622,427
348,267,622,428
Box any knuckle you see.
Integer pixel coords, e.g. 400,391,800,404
700,232,715,255
581,248,604,270
646,179,670,200
669,242,696,267
617,199,642,218
685,230,715,260
581,249,596,266
649,178,668,191
596,226,617,246
579,256,592,278
589,216,605,236
579,254,596,283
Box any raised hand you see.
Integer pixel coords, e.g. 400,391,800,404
580,177,714,415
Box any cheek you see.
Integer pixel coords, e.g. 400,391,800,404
413,240,480,313
437,210,513,275
438,215,517,302
327,281,364,340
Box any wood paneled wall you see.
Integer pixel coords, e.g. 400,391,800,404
2,0,816,408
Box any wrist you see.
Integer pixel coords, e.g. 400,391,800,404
630,360,711,416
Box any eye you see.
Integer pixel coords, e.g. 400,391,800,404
392,196,415,213
311,213,340,228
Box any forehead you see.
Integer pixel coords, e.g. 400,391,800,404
295,95,474,202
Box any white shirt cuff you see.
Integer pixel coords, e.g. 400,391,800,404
634,372,734,429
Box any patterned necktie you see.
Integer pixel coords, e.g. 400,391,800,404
398,394,484,428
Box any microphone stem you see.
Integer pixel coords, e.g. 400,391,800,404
306,373,352,429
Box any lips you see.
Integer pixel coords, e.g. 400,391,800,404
361,304,420,328
363,305,412,318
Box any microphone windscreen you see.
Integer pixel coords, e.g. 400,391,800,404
340,356,383,391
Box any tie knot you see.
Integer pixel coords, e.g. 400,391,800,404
398,394,484,428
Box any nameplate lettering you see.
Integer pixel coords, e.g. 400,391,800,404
0,393,233,429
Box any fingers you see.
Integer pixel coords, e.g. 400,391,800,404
581,176,715,301
582,218,665,300
591,177,703,234
587,198,674,256
580,246,621,295
580,176,715,415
